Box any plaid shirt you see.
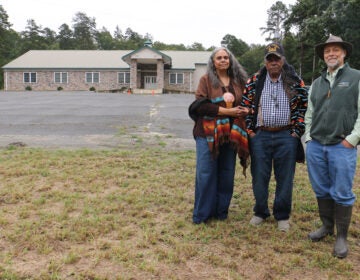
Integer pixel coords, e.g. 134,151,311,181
259,73,290,127
242,65,308,137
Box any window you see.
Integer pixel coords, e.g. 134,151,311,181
177,73,184,84
169,73,176,84
54,72,68,83
86,72,100,83
169,73,184,84
23,72,37,83
118,72,130,84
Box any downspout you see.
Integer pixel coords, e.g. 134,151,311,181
189,72,192,93
4,71,7,91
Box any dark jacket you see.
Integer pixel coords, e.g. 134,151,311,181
242,63,308,137
241,63,308,162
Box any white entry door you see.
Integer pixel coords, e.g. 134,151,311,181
144,76,157,89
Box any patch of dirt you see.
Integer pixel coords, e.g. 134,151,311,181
0,133,195,151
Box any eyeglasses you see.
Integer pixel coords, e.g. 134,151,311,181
215,56,229,60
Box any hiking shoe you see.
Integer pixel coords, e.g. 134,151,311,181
249,216,264,226
278,220,290,232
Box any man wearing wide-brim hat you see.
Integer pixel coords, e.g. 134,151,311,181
305,34,360,258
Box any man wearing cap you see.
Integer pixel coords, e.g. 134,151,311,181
305,34,360,258
241,43,308,231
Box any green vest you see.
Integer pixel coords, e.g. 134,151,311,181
310,63,360,145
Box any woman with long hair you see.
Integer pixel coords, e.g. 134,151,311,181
189,47,249,224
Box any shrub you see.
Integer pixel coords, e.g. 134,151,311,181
25,86,32,91
57,86,63,91
89,87,96,91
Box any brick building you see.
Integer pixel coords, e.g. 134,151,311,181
2,42,211,94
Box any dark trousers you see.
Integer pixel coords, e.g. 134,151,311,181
249,130,298,221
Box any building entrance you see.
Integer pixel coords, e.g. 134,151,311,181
144,76,157,89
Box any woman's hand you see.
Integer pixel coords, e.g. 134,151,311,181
218,106,250,117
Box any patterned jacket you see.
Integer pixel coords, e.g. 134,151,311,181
241,63,308,137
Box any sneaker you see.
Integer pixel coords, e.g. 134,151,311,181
278,219,290,232
249,216,264,226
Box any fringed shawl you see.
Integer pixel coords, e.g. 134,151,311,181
203,96,249,176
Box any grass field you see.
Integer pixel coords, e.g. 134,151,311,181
0,146,359,279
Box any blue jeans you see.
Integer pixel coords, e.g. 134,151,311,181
306,140,357,206
250,130,298,221
193,137,237,223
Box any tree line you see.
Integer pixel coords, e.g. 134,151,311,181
0,0,359,88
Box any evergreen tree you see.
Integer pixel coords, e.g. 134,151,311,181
20,19,49,52
57,23,76,50
285,0,360,83
43,27,58,49
0,5,21,88
72,12,97,50
96,27,115,50
187,42,205,51
240,44,265,76
221,34,249,59
260,1,289,42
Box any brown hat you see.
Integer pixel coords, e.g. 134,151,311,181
315,34,353,60
264,42,284,59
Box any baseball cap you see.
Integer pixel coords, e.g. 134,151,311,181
264,42,284,59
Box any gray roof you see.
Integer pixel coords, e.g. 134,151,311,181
163,50,210,69
122,46,173,66
3,49,211,70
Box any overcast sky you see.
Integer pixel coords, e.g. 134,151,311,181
2,0,297,48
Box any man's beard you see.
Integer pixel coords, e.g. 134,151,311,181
326,59,341,70
326,55,345,71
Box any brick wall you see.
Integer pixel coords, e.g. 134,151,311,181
164,71,193,93
4,70,130,92
4,68,201,93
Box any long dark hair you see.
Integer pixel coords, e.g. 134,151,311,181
281,62,302,98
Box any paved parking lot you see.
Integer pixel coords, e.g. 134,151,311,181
0,91,196,150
